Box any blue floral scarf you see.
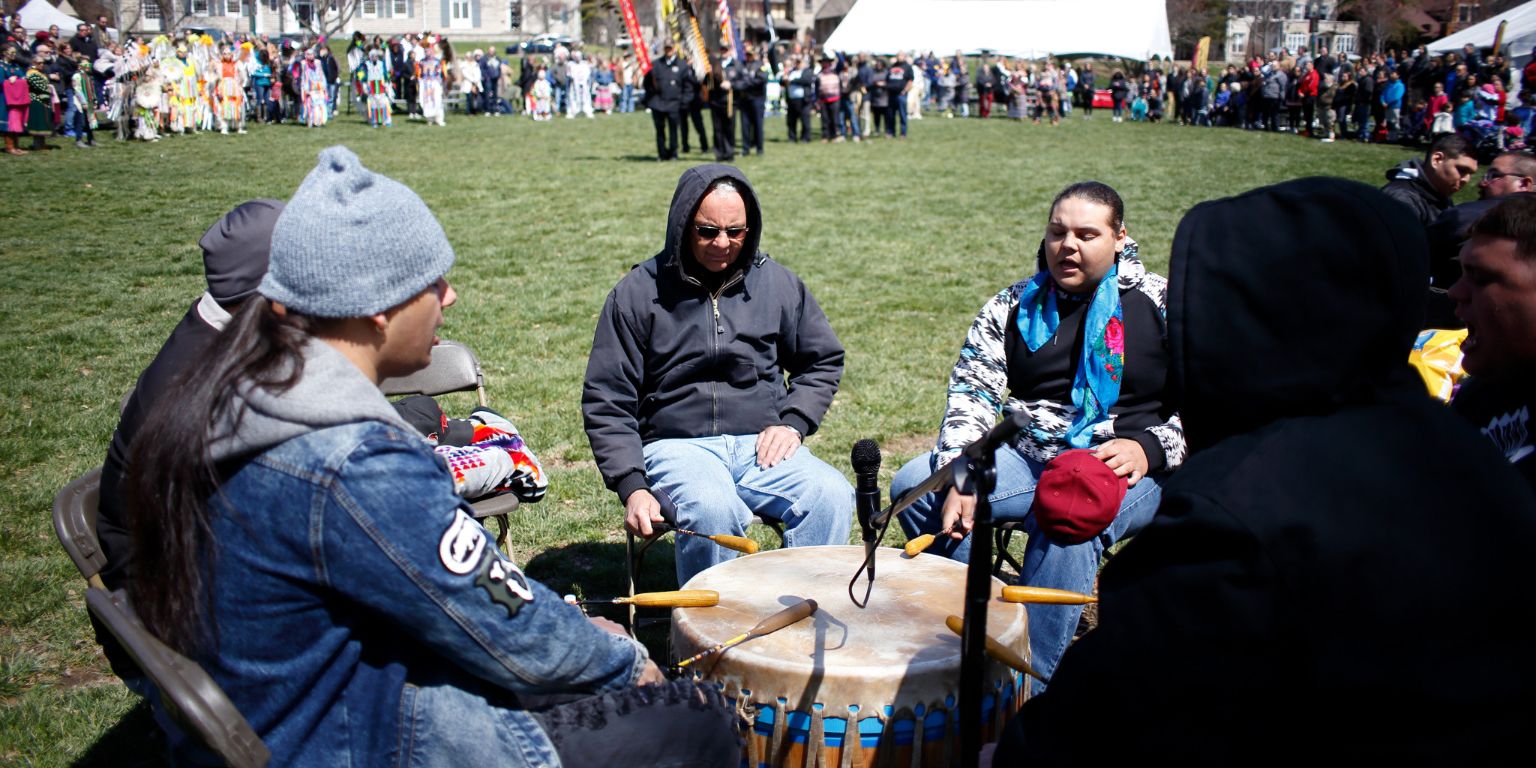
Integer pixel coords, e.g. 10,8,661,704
1015,259,1126,448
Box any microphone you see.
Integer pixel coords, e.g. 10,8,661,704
851,439,882,543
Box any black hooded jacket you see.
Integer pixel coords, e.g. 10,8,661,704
1381,158,1453,226
1000,178,1536,764
582,166,844,502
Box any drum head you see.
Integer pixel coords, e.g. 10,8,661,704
672,545,1027,711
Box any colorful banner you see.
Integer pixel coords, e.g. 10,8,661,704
1193,36,1210,74
717,0,744,62
1493,19,1509,56
618,0,651,73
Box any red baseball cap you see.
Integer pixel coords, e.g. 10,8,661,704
1032,449,1127,545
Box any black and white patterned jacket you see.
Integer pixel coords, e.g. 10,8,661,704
934,241,1186,472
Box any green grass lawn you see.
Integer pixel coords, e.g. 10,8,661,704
0,107,1423,764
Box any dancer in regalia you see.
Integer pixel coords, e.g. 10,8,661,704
215,46,246,134
299,48,328,127
164,44,198,134
355,47,394,127
416,43,446,127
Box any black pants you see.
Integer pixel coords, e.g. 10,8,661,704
1263,97,1280,131
739,97,765,154
652,109,681,159
1301,96,1315,133
532,679,740,768
786,98,812,142
682,103,708,152
711,104,735,161
819,99,840,140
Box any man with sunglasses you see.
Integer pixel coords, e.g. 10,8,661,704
583,165,853,584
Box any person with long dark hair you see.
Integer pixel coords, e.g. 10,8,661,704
124,146,738,767
891,182,1184,694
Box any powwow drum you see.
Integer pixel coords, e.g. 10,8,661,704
672,545,1029,768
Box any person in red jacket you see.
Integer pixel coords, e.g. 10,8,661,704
1297,61,1319,136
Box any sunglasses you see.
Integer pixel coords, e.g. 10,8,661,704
1484,167,1529,182
693,224,748,240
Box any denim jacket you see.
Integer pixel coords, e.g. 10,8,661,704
190,340,646,767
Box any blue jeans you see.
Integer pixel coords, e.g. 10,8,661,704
891,447,1163,693
327,82,338,117
621,84,635,112
643,435,853,584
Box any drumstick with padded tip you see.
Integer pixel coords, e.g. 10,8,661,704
1000,586,1099,605
675,598,819,669
574,590,720,608
903,534,937,557
653,523,761,555
945,614,1046,682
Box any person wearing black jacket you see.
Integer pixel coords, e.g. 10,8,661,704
997,178,1536,764
643,44,689,160
680,59,708,154
976,54,996,118
97,199,284,684
707,48,734,161
1381,133,1478,226
726,47,767,155
782,54,814,143
582,165,852,584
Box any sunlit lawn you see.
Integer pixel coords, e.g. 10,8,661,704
0,104,1421,764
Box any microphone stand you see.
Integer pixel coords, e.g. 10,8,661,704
956,447,997,768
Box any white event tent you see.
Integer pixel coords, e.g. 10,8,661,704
16,0,86,32
823,0,1174,60
1427,0,1536,59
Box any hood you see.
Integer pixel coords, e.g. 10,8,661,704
660,164,764,281
1385,158,1442,200
209,338,417,462
1167,177,1427,451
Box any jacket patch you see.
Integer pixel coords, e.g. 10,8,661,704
474,552,535,617
439,509,487,575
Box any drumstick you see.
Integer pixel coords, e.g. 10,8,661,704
575,590,720,608
1000,586,1098,605
945,614,1046,682
903,533,937,557
675,598,819,669
653,523,761,555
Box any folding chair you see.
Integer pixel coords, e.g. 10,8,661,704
378,340,518,550
624,512,784,631
86,588,270,768
53,466,107,589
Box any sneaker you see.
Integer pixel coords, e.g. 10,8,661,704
1320,136,1335,143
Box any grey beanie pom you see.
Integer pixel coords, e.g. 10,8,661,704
260,146,455,318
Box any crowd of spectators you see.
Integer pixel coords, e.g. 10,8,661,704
5,11,1532,161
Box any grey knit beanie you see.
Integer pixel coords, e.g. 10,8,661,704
261,146,455,318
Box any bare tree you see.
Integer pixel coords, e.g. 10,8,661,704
1338,0,1417,54
1230,0,1295,57
1167,0,1230,58
276,0,365,38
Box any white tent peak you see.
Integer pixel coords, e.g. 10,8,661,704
16,0,86,34
823,0,1173,61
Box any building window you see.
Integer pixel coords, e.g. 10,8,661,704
362,0,377,16
1284,32,1307,52
144,1,162,19
1290,2,1304,20
1459,3,1478,23
1334,33,1355,54
1229,32,1246,57
190,0,209,15
392,0,408,16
